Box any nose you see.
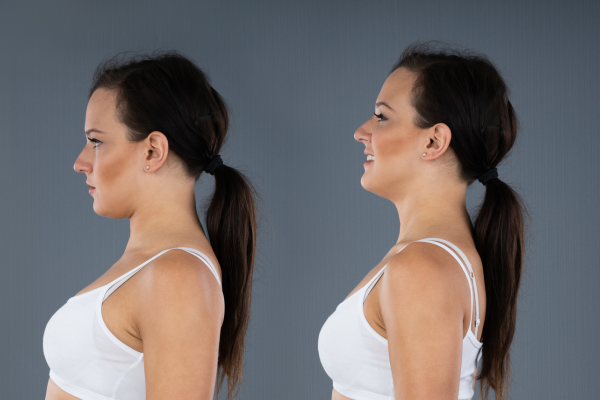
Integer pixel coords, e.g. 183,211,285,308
73,146,91,174
354,117,373,143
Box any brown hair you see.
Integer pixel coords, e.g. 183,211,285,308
392,41,528,399
90,50,257,399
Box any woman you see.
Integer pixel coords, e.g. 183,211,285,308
318,42,526,400
43,51,257,400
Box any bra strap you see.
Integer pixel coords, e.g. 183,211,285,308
416,238,480,337
362,241,417,303
103,248,177,302
103,247,221,302
174,247,221,286
363,266,387,302
424,238,480,337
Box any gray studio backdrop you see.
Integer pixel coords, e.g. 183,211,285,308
1,0,598,398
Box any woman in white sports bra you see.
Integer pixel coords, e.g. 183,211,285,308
318,42,527,400
43,52,258,400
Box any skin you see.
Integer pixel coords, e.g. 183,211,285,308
331,67,487,400
45,88,225,400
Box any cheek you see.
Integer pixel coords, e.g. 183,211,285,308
94,149,136,198
374,130,412,172
362,129,417,192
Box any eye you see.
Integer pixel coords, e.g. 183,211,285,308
87,138,101,148
374,112,387,122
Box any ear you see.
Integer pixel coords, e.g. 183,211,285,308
143,131,170,172
422,123,451,160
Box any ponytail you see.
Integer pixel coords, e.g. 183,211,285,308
206,164,257,400
474,178,526,400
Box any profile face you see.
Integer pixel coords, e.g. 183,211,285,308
73,88,144,218
353,67,425,199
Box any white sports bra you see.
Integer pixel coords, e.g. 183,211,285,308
318,238,483,400
43,247,221,400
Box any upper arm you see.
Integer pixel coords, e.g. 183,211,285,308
379,242,468,400
136,250,224,400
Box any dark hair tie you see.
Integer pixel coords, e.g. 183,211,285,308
477,168,498,186
204,155,223,175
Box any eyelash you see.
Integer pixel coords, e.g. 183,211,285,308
88,138,101,148
374,112,387,122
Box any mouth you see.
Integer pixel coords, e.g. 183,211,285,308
366,155,375,161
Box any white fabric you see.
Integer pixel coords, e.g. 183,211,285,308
43,247,221,400
318,238,483,400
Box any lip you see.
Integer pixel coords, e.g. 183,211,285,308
364,149,374,167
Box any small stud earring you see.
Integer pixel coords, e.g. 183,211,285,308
422,152,427,156
145,165,150,170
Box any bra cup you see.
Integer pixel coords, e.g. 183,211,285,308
318,285,394,398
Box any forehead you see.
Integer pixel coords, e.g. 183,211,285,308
85,88,120,130
377,67,418,109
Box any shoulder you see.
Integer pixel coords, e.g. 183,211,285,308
379,241,470,319
385,241,466,282
134,249,224,325
132,249,223,395
148,248,221,288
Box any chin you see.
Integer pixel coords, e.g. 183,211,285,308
91,201,104,216
94,199,131,219
91,198,109,218
360,174,376,193
360,175,391,199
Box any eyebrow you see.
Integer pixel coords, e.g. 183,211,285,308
85,129,105,136
375,102,395,111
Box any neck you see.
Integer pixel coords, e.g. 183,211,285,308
125,183,208,254
393,180,473,245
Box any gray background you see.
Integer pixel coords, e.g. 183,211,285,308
1,0,598,398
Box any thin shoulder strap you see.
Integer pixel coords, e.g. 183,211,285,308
175,247,221,286
363,242,414,302
423,238,480,337
103,247,221,302
103,247,179,302
363,265,388,302
416,238,480,337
